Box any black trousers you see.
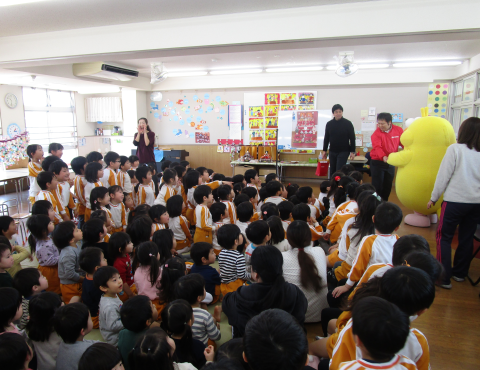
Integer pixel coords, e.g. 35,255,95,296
329,151,349,178
436,201,480,283
370,159,396,201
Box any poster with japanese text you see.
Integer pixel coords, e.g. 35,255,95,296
291,111,318,148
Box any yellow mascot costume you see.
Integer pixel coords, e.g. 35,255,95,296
387,108,456,227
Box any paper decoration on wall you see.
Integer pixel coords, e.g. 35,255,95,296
281,104,296,111
298,105,315,111
362,131,374,144
173,129,182,136
292,111,318,148
298,92,315,105
355,134,363,147
0,132,30,167
223,145,231,153
265,129,277,141
427,83,449,118
265,93,280,105
217,145,223,152
249,106,264,117
249,118,264,129
265,117,278,129
150,92,163,101
250,130,264,144
265,106,279,117
220,101,229,106
281,93,296,104
195,132,210,143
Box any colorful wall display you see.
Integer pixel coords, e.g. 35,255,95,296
292,111,319,148
245,91,316,146
427,83,449,119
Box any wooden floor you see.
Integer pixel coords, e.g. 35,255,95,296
4,187,480,369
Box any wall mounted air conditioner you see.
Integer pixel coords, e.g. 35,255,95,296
73,62,139,82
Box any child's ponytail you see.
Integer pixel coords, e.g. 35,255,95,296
159,169,176,191
132,242,160,287
327,171,344,199
26,214,51,255
128,327,174,370
158,257,186,305
351,190,382,242
160,299,196,366
90,186,108,211
334,176,355,208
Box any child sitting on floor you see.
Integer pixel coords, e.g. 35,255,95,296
109,232,136,302
277,200,294,232
82,218,110,265
245,221,271,281
217,224,246,294
291,204,323,242
218,184,237,225
108,185,126,233
36,172,68,224
193,185,216,244
167,195,192,254
210,202,227,256
0,333,34,370
190,242,221,304
0,243,14,287
0,286,24,334
149,204,169,232
235,201,254,240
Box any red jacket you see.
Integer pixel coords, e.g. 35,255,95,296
370,125,404,161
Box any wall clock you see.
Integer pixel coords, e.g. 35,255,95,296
4,93,18,109
7,123,21,138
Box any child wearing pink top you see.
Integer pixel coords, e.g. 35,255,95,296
132,242,163,315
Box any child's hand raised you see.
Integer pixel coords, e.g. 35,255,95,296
204,345,215,362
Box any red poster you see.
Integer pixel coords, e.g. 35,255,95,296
195,132,210,143
291,111,318,148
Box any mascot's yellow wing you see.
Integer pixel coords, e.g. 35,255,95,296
387,149,413,167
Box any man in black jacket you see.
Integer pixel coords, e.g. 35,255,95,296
321,104,356,178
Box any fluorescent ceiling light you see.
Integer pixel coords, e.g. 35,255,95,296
393,61,462,68
210,69,263,75
358,64,390,69
0,0,48,6
166,71,208,77
266,66,323,73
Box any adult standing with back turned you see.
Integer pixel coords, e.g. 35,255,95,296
133,117,155,165
321,104,356,178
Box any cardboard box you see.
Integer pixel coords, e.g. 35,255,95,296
234,165,254,175
259,167,277,176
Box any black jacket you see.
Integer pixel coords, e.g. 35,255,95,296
323,117,356,153
222,281,308,338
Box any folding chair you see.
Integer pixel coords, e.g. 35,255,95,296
467,224,480,286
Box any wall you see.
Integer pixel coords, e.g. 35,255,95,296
148,84,427,146
0,84,25,134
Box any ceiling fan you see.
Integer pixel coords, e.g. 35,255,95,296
335,51,358,77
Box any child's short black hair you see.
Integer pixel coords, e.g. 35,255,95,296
259,187,268,203
54,302,90,343
104,151,120,167
210,202,226,223
190,242,213,266
277,201,294,221
108,185,123,197
180,160,189,168
119,156,130,167
79,246,104,275
319,180,330,194
296,186,313,203
241,186,257,201
93,266,119,289
169,162,180,169
340,164,355,175
136,165,152,184
265,173,278,184
82,218,105,244
0,216,14,234
48,143,64,153
87,151,103,163
196,166,207,176
160,160,171,171
217,224,241,250
120,295,155,332
246,220,269,245
236,201,253,222
193,185,212,205
174,273,205,305
166,195,183,218
78,343,122,370
71,156,87,175
127,169,136,180
212,173,225,181
85,162,103,183
37,171,55,190
31,199,53,216
149,204,167,222
0,332,32,370
207,169,214,176
13,268,41,297
392,235,429,266
217,185,233,201
48,160,68,175
291,203,310,222
129,155,140,165
352,296,409,361
244,169,257,184
0,287,22,331
90,210,107,224
51,221,76,249
374,202,403,234
286,183,299,199
173,165,186,179
126,215,153,246
233,193,249,208
232,174,245,184
265,181,282,197
26,144,42,159
349,171,363,182
108,232,131,262
41,155,60,172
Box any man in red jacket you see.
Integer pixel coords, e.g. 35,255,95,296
370,113,404,200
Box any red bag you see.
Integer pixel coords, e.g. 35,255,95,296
316,161,329,177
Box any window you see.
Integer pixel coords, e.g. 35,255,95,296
451,72,480,135
23,88,78,164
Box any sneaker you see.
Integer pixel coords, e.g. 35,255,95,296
315,336,324,341
452,276,465,282
440,283,452,289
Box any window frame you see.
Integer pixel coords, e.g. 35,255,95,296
450,72,480,134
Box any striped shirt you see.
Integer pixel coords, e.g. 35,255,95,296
101,168,118,187
28,161,42,198
191,307,221,345
218,249,247,283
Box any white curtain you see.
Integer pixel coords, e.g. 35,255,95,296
85,97,123,122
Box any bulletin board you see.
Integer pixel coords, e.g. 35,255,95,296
243,91,317,146
148,92,234,145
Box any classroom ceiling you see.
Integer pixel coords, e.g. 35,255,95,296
0,0,382,37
